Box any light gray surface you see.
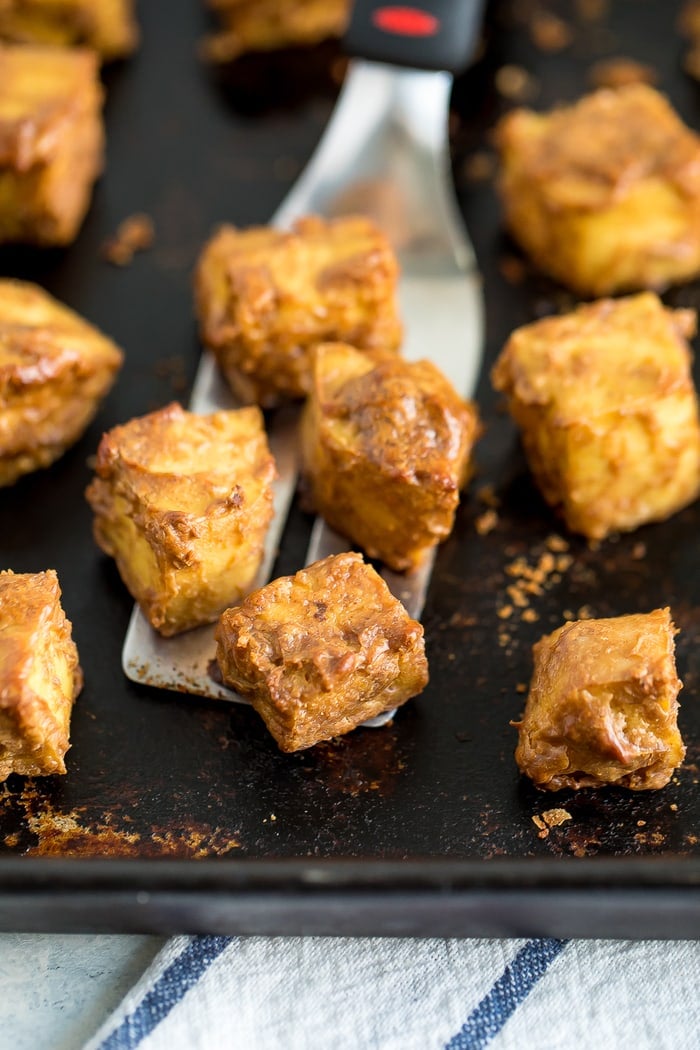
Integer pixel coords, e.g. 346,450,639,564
0,934,165,1050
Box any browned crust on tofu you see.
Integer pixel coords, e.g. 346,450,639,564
496,84,700,295
86,402,277,636
194,215,402,406
301,342,481,571
514,608,685,791
0,569,82,779
0,44,104,245
0,279,123,486
215,552,429,752
0,0,138,59
491,293,700,539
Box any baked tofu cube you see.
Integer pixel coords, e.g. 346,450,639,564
496,84,700,296
0,279,123,487
194,215,402,407
204,0,349,61
215,552,428,752
0,43,104,245
0,0,138,60
0,569,82,780
301,342,480,571
491,293,700,540
86,402,276,637
515,608,685,791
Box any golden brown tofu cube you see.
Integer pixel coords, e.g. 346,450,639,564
301,343,480,571
86,402,277,637
0,0,138,60
515,608,685,791
491,293,700,540
215,552,428,752
204,0,349,62
0,279,123,487
0,43,104,245
194,215,402,407
0,569,82,780
496,84,700,296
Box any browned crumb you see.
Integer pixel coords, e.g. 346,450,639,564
632,542,647,560
670,803,679,812
545,534,569,553
516,682,527,693
563,609,575,621
477,484,501,509
498,604,514,619
577,605,593,620
530,11,572,52
102,214,155,266
687,834,699,845
637,820,647,827
588,57,658,90
679,0,700,38
495,64,539,102
449,612,478,628
475,509,499,535
635,831,665,847
521,608,539,623
462,150,496,183
499,255,528,285
532,807,572,837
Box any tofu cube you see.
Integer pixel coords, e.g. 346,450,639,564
496,84,700,296
0,279,123,487
515,608,685,791
194,215,402,407
301,342,480,571
215,552,429,752
0,0,138,60
491,293,700,539
204,0,349,61
0,569,82,780
0,43,104,245
86,402,276,636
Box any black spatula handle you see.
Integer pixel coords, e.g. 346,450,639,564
344,0,486,74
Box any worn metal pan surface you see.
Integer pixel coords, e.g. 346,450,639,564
0,0,699,937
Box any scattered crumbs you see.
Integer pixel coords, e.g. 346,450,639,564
521,608,539,623
475,509,499,535
686,834,698,845
530,11,572,52
498,604,514,620
637,820,647,827
516,682,527,694
498,631,512,648
563,609,575,621
587,538,602,552
477,484,501,509
101,213,155,266
462,150,496,183
499,254,528,285
576,0,608,20
545,534,569,553
495,64,539,102
670,803,679,812
577,605,594,620
449,612,478,628
3,832,19,848
588,57,657,90
632,542,647,560
270,814,277,822
541,808,572,828
635,831,665,847
447,652,456,661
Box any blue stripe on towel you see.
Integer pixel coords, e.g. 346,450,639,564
99,936,232,1050
444,938,569,1050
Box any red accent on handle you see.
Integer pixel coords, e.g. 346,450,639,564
372,6,440,37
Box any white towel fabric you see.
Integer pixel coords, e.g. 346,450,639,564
84,935,700,1050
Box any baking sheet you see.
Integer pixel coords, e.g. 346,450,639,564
1,0,700,937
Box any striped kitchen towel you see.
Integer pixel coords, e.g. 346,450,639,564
85,936,700,1049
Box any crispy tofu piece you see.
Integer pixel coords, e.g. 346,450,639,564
86,402,277,637
0,43,104,245
0,279,123,487
195,215,402,407
301,343,480,571
496,84,700,296
515,608,685,791
0,569,82,780
491,293,700,539
204,0,348,62
216,552,428,752
0,0,138,60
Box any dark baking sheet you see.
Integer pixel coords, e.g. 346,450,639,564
1,0,700,938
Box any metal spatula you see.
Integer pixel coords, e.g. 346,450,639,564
122,0,486,703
